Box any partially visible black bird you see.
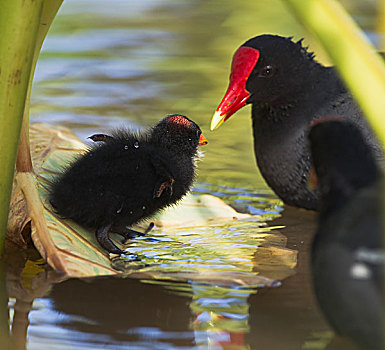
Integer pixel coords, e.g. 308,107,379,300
211,34,383,210
309,118,384,350
50,114,208,254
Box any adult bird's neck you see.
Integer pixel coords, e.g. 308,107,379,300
248,67,339,211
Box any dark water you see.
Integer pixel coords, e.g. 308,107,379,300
4,0,382,349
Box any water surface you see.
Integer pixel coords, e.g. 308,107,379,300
5,0,382,349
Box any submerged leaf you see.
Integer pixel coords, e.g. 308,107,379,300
153,194,250,227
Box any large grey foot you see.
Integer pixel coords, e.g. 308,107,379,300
112,222,155,239
96,224,124,254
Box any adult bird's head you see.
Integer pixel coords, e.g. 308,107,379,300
211,34,318,130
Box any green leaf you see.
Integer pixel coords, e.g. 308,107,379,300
0,0,44,253
0,0,63,254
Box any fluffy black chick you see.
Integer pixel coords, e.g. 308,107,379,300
49,114,208,254
309,119,384,350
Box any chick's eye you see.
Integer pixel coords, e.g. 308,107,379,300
258,65,275,78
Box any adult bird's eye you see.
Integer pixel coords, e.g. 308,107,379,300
258,65,275,78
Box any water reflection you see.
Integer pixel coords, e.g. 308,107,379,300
47,278,194,349
7,262,255,350
191,283,253,349
5,207,364,350
9,0,383,349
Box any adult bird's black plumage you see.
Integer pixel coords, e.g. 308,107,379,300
211,34,383,210
49,114,207,254
309,119,384,350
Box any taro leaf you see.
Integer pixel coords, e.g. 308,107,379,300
8,123,117,276
8,123,298,285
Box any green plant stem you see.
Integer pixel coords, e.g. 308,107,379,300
0,0,44,253
17,0,63,173
284,0,385,148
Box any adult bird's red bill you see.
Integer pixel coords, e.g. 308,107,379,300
211,34,382,210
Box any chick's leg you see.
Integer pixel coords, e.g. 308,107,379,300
111,222,154,239
95,223,124,254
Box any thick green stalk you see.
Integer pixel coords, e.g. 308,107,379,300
0,0,44,253
284,0,385,148
17,0,64,173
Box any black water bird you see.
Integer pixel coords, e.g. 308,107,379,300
309,119,384,350
50,114,207,254
211,34,383,210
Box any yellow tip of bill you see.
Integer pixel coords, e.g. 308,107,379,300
210,110,225,131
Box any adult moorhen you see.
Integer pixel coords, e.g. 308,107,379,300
211,34,383,210
50,114,207,254
309,118,384,350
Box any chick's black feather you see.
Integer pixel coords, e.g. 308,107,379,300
49,114,205,254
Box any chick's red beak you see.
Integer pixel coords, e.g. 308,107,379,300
211,46,260,131
198,134,208,146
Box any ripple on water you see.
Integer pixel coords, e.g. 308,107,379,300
110,183,296,291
